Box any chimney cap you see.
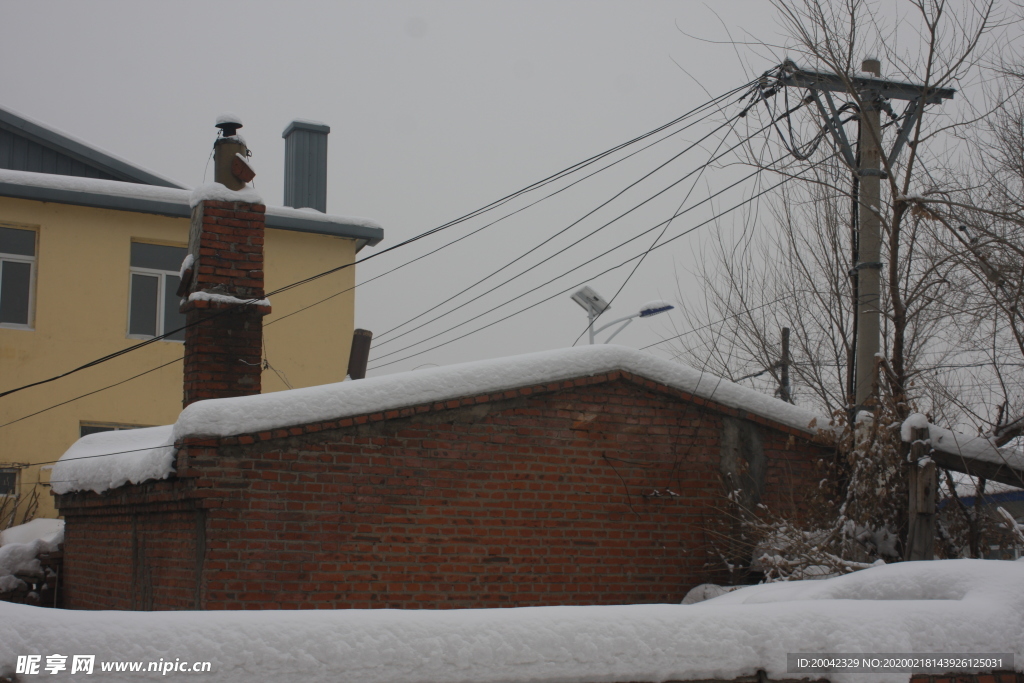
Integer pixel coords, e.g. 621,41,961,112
283,119,331,137
216,113,244,137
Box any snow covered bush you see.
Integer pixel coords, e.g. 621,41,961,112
711,397,1023,583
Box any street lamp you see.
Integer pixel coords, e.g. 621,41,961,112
570,286,674,344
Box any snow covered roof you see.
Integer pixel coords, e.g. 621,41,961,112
50,426,174,496
902,414,1024,489
1,559,1021,683
52,345,825,495
0,104,186,189
0,519,63,594
0,168,383,246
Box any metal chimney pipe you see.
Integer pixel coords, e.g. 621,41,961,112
282,119,330,212
214,114,249,191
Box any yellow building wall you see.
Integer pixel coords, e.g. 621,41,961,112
0,196,358,522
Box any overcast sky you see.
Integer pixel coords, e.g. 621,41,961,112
3,1,824,376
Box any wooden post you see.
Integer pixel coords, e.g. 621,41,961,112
347,329,373,380
780,327,792,403
905,426,937,561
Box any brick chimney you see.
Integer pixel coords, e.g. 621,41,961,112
179,115,270,408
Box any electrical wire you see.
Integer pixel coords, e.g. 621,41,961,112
268,88,756,331
569,110,746,347
369,156,787,365
373,112,782,352
367,159,826,371
0,356,183,430
0,80,761,403
638,294,795,349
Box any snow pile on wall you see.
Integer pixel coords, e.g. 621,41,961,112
50,345,825,495
187,290,271,307
49,425,174,495
0,520,63,593
0,559,1021,683
174,345,825,441
0,519,63,548
901,412,1024,472
188,182,263,208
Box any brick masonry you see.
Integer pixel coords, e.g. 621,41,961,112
56,371,830,611
181,200,270,409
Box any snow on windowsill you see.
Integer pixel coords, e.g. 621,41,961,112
0,559,1021,683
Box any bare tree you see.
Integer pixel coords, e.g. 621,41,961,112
669,0,1022,572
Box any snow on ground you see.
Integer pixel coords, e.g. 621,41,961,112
49,425,174,495
0,559,1020,683
51,345,825,495
0,520,63,593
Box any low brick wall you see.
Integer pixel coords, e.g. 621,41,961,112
58,371,828,610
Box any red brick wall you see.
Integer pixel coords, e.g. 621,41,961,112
58,483,203,611
58,372,827,610
181,199,269,408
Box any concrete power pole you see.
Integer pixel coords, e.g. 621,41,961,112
854,58,883,410
776,58,954,414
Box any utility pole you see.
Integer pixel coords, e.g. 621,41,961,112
775,59,955,414
854,58,883,410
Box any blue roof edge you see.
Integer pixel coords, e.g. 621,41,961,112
0,181,384,246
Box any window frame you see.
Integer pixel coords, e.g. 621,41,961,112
126,241,186,342
80,421,149,438
0,468,17,498
0,225,38,330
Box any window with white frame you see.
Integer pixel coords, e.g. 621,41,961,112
128,242,187,341
0,226,37,328
0,468,17,497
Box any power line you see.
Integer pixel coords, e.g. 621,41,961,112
0,79,762,404
0,357,184,430
267,86,753,330
369,156,785,366
367,160,824,371
639,295,795,350
373,96,761,348
371,118,793,360
0,82,765,430
570,113,745,347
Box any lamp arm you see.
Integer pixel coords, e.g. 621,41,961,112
603,318,635,344
592,312,640,335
